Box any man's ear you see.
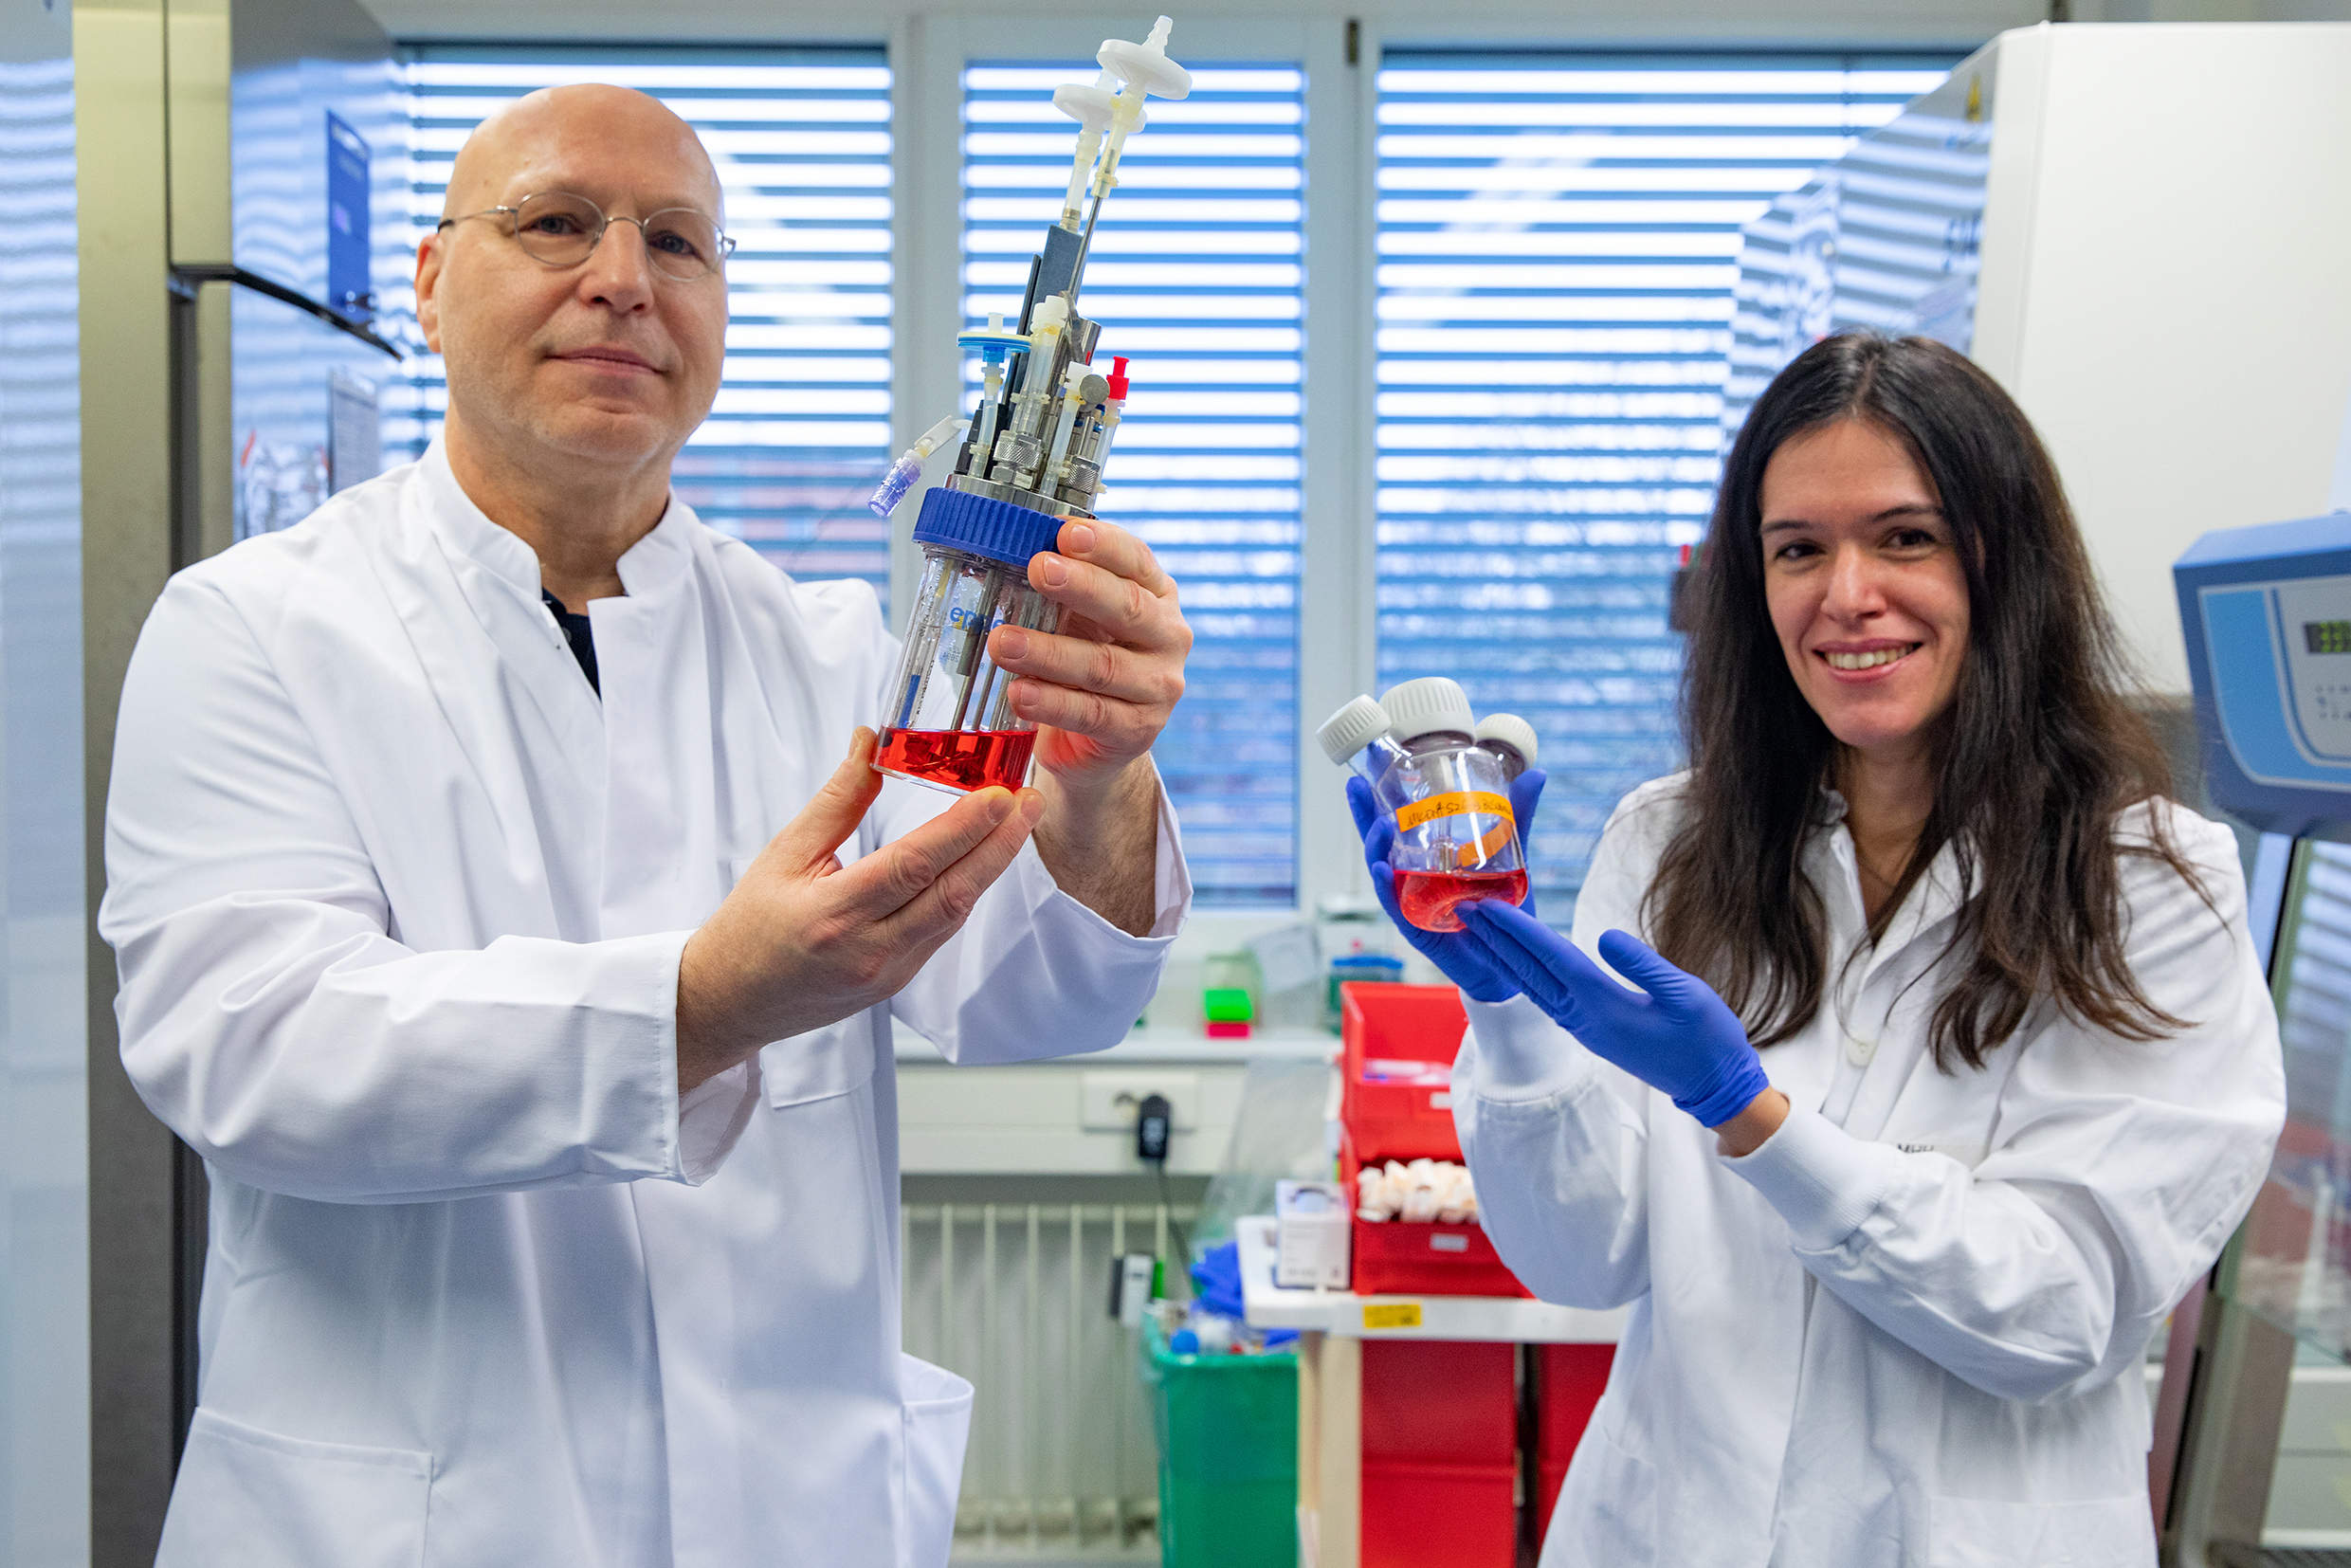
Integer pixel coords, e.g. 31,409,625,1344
415,232,446,356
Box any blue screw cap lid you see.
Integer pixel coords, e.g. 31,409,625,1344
910,485,1065,572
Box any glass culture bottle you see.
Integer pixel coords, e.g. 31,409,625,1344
1373,678,1529,932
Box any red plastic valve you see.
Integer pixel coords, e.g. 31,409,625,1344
1107,356,1131,402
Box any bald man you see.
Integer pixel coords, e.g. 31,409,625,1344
102,86,1194,1567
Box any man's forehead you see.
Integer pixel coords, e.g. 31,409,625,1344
484,154,721,217
452,86,722,217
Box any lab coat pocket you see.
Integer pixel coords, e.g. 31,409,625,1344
1926,1493,2156,1567
761,1015,878,1108
156,1408,431,1568
901,1353,975,1568
1574,1429,1657,1556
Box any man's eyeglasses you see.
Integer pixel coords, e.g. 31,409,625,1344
436,191,736,283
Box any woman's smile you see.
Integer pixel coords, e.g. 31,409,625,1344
1818,641,1922,675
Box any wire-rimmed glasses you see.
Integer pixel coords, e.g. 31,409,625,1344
436,191,736,283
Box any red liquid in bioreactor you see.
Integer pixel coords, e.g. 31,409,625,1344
875,728,1037,793
1396,867,1530,933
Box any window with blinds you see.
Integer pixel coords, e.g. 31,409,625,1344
963,63,1303,908
1375,53,1958,916
392,47,897,605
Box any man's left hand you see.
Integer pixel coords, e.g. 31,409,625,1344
981,518,1188,937
987,519,1190,801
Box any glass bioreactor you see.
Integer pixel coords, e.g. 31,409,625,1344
867,17,1191,793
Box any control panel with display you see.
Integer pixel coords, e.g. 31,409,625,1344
2306,620,2351,656
2177,513,2351,837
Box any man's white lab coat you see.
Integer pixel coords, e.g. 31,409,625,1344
1457,775,2283,1568
100,442,1190,1568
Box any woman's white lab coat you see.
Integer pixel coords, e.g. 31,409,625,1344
1456,775,2283,1568
100,442,1190,1568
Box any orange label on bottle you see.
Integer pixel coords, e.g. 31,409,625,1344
1394,791,1513,833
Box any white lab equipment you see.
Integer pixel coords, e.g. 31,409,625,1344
1274,1180,1351,1289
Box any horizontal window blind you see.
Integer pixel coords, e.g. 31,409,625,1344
395,47,897,606
963,64,1303,908
1375,53,1957,918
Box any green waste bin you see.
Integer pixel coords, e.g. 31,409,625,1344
1140,1319,1299,1567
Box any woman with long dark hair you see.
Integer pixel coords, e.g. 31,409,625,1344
1352,334,2285,1566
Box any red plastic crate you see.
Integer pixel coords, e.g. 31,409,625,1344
1361,1340,1517,1464
1532,1343,1615,1533
1340,982,1469,1163
1359,1461,1518,1568
1359,1340,1520,1568
1342,1134,1531,1300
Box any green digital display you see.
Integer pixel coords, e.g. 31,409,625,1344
2306,621,2351,655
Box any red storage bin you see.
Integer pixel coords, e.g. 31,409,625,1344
1342,1134,1531,1299
1359,1340,1519,1568
1340,982,1469,1162
1359,1461,1517,1568
1361,1340,1517,1465
1532,1343,1614,1534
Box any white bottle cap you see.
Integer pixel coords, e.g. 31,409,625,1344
1379,677,1475,743
1474,713,1539,765
1315,695,1391,765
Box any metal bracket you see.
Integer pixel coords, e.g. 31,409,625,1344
168,263,402,359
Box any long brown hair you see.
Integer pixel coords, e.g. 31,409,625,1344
1648,333,2200,1070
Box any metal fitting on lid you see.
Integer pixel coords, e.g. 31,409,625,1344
1473,713,1539,766
1379,677,1474,743
1315,695,1391,765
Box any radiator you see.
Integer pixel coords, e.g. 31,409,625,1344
902,1202,1200,1559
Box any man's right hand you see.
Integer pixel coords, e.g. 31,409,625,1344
675,728,1045,1093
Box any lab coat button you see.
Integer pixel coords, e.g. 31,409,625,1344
1845,1031,1876,1066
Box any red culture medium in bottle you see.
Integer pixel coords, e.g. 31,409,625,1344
875,728,1038,793
1395,867,1530,934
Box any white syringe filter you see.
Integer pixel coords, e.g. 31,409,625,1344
1315,695,1391,766
1053,81,1141,134
1098,16,1193,100
1379,677,1475,743
1474,713,1539,766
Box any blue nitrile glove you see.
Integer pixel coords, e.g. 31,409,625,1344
1457,902,1772,1128
1190,1240,1244,1319
1346,769,1546,1004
